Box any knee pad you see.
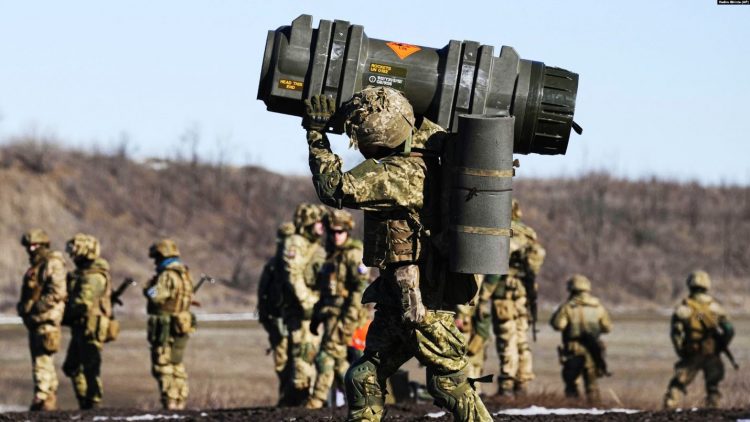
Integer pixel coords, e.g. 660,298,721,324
427,369,472,411
345,355,384,410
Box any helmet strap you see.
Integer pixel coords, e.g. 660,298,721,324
401,114,414,156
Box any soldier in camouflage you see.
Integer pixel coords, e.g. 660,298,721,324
17,229,67,411
454,301,491,395
257,221,296,405
475,200,545,396
280,203,327,406
62,233,113,409
550,275,612,402
306,210,369,409
143,239,195,410
303,87,491,421
663,271,734,409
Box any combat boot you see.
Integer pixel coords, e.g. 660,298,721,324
513,382,528,396
42,394,57,411
305,397,325,409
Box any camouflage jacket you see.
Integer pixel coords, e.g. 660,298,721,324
281,233,325,322
307,119,478,309
17,248,67,327
316,237,369,331
550,292,612,343
65,258,112,326
671,292,733,356
144,259,193,316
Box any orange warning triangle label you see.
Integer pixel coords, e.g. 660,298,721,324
386,42,421,60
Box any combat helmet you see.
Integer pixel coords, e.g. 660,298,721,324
20,228,50,247
686,270,711,291
512,199,523,221
567,274,591,293
66,233,101,260
324,209,354,232
293,203,326,230
149,238,180,259
343,86,415,150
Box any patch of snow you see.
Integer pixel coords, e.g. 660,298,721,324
494,406,640,416
0,404,26,413
426,411,446,418
92,414,185,421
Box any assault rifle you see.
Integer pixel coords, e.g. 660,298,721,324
713,328,739,371
112,278,137,306
520,273,539,342
193,273,215,293
580,332,612,377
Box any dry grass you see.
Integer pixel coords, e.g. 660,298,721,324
0,315,747,411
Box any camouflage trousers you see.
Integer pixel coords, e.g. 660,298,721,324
281,319,320,406
28,324,61,408
664,354,724,409
345,307,491,422
515,313,534,391
150,334,190,409
559,342,599,401
462,331,488,395
491,303,518,394
63,326,104,409
309,317,352,406
261,318,289,405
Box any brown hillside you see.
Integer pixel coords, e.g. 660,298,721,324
1,138,748,314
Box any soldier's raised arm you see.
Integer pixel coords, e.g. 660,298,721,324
549,304,569,332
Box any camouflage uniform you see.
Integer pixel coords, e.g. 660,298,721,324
17,229,67,411
257,221,295,404
304,87,491,421
143,239,195,410
62,234,113,409
550,275,612,401
454,303,491,395
307,210,369,409
663,271,734,409
473,201,545,395
280,203,326,406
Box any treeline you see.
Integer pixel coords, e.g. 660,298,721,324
0,138,747,313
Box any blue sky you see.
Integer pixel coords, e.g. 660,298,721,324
1,1,748,184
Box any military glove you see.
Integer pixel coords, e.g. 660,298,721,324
303,95,336,132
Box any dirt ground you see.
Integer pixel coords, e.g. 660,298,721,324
1,315,748,420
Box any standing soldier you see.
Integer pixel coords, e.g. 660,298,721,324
280,203,327,406
550,274,612,402
475,200,545,396
454,302,491,396
508,199,545,394
663,271,734,409
306,210,369,409
17,229,67,411
143,239,195,410
257,221,296,405
62,233,112,409
302,87,491,421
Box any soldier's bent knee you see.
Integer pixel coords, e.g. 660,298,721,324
426,369,472,411
345,357,384,409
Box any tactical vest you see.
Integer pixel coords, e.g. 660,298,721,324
683,298,719,355
563,300,602,341
318,240,362,305
19,249,59,316
82,259,113,318
150,265,193,314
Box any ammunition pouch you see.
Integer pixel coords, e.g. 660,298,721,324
171,311,196,336
106,318,120,343
85,315,111,343
147,314,172,346
364,216,423,268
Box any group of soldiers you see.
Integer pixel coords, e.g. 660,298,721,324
17,229,198,411
256,204,369,409
15,84,737,418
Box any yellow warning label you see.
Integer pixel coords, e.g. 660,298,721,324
386,42,421,60
278,79,304,91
